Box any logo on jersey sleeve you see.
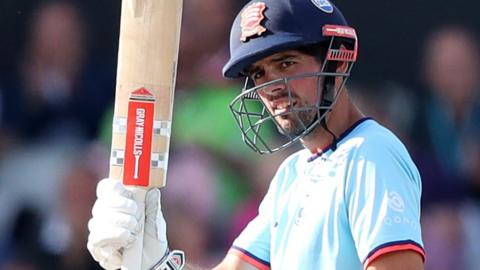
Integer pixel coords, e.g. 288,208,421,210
240,2,267,42
388,191,405,212
383,191,418,230
310,0,334,13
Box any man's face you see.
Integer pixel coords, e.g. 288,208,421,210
248,50,323,136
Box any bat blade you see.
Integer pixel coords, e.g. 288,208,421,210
108,0,183,269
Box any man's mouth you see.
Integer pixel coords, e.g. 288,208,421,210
272,100,296,115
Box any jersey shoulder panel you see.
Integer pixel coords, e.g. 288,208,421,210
340,120,424,262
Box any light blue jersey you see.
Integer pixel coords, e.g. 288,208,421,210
229,118,425,270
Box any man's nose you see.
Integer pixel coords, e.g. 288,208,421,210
258,80,286,100
257,70,286,98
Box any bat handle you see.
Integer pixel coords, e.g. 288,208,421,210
122,188,147,270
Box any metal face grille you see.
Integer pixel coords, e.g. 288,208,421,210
229,34,357,154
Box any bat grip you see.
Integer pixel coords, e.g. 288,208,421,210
122,188,147,270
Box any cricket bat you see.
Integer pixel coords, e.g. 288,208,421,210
109,0,183,269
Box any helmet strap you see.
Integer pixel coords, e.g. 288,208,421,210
319,80,338,151
320,116,338,151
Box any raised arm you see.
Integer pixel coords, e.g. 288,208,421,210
87,178,260,270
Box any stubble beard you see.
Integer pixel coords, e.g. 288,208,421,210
275,108,317,137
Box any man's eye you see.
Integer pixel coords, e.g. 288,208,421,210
252,71,263,80
281,61,295,68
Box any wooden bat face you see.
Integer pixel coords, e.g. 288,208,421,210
107,0,182,269
109,0,183,189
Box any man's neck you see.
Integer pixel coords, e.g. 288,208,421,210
301,90,364,153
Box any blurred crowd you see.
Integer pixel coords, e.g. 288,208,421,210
0,0,479,270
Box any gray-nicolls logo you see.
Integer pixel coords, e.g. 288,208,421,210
133,108,146,179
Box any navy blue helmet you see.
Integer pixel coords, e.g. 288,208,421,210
225,0,359,154
223,0,350,78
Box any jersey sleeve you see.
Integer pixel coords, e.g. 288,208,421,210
344,136,425,267
229,179,275,270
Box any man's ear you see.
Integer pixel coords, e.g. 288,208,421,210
336,44,349,74
333,44,350,88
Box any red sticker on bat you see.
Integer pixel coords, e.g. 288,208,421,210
123,88,155,187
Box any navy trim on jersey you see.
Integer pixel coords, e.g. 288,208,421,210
307,117,373,162
363,239,425,264
231,245,271,267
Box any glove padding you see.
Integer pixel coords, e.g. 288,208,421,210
87,178,168,270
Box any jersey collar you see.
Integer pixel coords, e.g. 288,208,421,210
307,117,373,162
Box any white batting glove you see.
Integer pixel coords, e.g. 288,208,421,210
87,178,169,270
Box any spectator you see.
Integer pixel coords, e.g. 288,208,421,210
415,25,480,206
0,0,114,144
176,0,236,89
415,25,480,270
0,142,107,269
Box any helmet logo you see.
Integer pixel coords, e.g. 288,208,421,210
311,0,334,13
240,2,267,42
